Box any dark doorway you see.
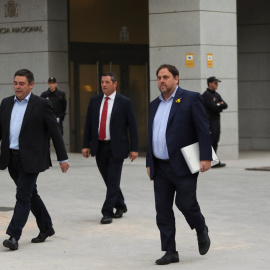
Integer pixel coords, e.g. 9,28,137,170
69,43,149,153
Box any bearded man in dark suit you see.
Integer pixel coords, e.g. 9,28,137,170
146,64,212,265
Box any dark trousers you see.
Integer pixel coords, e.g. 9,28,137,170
209,119,220,152
95,141,126,217
7,154,52,240
153,158,206,251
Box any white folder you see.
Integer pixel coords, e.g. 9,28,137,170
180,142,219,174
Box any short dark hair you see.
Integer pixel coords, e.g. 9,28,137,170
101,72,117,83
14,69,34,84
156,64,179,84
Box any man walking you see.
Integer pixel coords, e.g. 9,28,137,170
146,64,212,265
0,69,69,251
82,72,139,224
202,76,228,168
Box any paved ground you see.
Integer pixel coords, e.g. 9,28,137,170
0,151,270,269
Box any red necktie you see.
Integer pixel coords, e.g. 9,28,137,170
99,97,109,141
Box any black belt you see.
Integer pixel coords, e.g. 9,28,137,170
10,149,20,154
99,140,110,144
154,157,170,163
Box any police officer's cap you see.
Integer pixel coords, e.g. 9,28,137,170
48,77,57,83
207,76,221,84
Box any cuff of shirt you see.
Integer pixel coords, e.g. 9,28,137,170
59,159,68,163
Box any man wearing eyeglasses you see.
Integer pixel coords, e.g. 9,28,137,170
202,76,228,168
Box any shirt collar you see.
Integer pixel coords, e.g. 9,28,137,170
159,86,178,102
14,92,32,103
103,91,116,100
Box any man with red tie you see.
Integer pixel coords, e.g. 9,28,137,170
82,72,139,224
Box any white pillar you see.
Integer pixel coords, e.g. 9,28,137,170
0,0,69,150
149,0,238,159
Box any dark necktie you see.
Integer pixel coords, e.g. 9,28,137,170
99,97,109,141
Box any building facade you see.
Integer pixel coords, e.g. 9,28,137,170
0,0,269,159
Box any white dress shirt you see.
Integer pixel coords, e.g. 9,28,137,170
98,91,116,140
9,92,31,149
152,87,177,160
9,92,68,163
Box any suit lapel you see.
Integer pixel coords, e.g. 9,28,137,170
149,97,161,127
96,94,103,115
111,93,121,121
94,94,103,128
5,97,15,132
6,97,15,119
167,87,184,125
20,93,36,134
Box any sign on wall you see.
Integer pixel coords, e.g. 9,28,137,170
1,1,43,35
0,26,43,34
207,53,213,68
185,53,194,68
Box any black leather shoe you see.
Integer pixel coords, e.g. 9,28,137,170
114,208,127,218
31,227,55,243
3,237,19,250
100,216,112,224
155,251,179,265
212,162,226,168
197,225,211,255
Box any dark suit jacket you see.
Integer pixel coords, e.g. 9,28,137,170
82,92,139,159
0,93,68,173
146,87,212,179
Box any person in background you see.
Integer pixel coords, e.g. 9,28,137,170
202,76,228,168
41,77,66,135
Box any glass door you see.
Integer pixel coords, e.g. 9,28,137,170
70,63,99,152
70,61,148,152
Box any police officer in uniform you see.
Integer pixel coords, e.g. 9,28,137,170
41,77,67,135
202,76,228,168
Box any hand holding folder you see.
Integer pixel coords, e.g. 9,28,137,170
181,142,219,174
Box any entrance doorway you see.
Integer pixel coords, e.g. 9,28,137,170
69,43,149,153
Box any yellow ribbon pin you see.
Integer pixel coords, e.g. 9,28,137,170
176,98,181,103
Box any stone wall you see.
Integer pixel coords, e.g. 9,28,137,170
149,0,238,159
0,0,70,150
